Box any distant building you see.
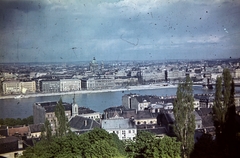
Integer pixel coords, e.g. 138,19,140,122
2,80,36,94
40,80,60,93
60,79,81,92
122,94,174,111
2,81,21,95
89,57,99,73
84,78,115,90
29,124,44,138
33,101,73,133
20,81,36,93
235,68,240,78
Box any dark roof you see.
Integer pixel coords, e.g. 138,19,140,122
35,101,72,113
0,136,18,154
135,96,151,103
202,115,214,127
0,125,8,137
69,116,100,131
78,107,96,115
195,108,214,128
105,108,158,120
29,124,44,133
195,108,213,116
103,106,125,113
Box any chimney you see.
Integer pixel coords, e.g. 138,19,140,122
18,140,23,149
84,120,87,126
135,109,137,114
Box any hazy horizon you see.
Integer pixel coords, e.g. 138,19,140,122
0,0,240,63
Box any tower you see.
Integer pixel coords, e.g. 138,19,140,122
72,94,78,117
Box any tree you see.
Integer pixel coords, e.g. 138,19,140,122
212,68,240,157
213,76,226,145
125,131,181,158
158,136,181,158
21,128,124,158
173,76,195,158
54,98,69,137
213,69,232,145
41,119,52,141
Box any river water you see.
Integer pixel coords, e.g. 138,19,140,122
0,86,219,119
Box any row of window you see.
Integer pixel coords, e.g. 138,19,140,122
112,130,135,135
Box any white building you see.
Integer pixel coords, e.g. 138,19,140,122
101,118,137,140
60,79,81,92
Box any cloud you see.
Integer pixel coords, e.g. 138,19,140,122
187,35,221,44
0,0,48,12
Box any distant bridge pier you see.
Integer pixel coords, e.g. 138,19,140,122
202,72,213,89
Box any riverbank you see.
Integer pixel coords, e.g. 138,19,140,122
0,84,180,100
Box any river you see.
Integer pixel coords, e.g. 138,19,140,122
0,86,219,119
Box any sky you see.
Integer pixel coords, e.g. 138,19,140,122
0,0,240,63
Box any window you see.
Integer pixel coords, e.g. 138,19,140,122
129,130,131,133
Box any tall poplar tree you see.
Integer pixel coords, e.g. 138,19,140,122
54,98,69,137
213,69,238,157
173,76,195,158
213,69,232,146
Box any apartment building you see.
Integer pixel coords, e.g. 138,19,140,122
60,79,81,92
2,81,21,95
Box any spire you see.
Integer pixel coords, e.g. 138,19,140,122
73,93,76,104
72,93,78,117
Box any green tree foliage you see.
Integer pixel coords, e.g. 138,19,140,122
54,98,69,137
125,131,181,158
158,136,181,158
41,119,52,141
173,76,195,158
0,115,33,126
21,128,124,158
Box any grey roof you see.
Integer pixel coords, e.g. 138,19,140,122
29,124,44,133
101,118,135,130
201,115,214,127
69,115,100,131
195,108,213,116
194,111,202,121
163,110,202,123
78,107,96,115
105,108,158,120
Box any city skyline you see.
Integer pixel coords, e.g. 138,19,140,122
0,0,240,63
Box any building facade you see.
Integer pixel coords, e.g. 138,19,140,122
60,79,81,92
101,118,137,140
40,80,60,93
2,81,21,95
33,101,72,133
